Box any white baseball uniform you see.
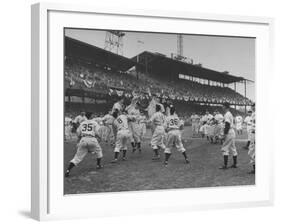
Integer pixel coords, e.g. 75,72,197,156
235,115,243,131
73,114,87,126
65,116,73,139
113,114,133,152
214,113,224,137
244,115,253,141
215,113,224,124
138,115,147,140
248,112,255,163
150,111,166,150
221,111,237,156
98,114,115,143
127,107,141,143
112,101,123,113
70,119,102,166
190,114,199,135
165,114,185,154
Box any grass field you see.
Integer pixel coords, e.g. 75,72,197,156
64,126,255,194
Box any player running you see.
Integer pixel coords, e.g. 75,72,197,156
219,103,238,169
149,104,166,160
164,106,189,166
65,112,103,177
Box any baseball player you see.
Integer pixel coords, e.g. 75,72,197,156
235,114,243,135
248,104,256,174
205,111,214,122
149,104,166,160
190,112,200,137
243,110,253,149
207,118,216,143
164,106,189,166
214,111,224,143
112,98,125,113
98,112,116,145
138,112,147,144
131,104,146,153
111,110,136,163
65,114,73,140
65,112,103,177
146,96,165,119
219,103,238,169
72,111,87,132
126,102,141,152
214,110,224,124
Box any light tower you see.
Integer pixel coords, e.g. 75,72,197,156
104,30,125,55
173,34,186,61
177,34,183,58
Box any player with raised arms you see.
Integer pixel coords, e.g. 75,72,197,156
112,98,125,113
65,112,103,177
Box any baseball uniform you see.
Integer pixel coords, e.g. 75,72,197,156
165,114,185,154
221,111,237,156
70,119,102,166
113,114,133,153
150,111,166,150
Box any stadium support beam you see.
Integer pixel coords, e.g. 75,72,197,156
145,54,148,74
244,79,247,113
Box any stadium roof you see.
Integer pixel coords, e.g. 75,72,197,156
65,36,136,71
132,51,246,84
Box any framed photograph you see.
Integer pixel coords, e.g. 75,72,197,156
31,2,274,221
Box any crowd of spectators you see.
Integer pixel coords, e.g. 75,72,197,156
64,58,253,106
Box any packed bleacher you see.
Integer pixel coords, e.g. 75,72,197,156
65,57,253,107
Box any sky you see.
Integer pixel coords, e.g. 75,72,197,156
65,28,255,101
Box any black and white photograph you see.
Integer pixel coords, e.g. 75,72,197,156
63,28,256,195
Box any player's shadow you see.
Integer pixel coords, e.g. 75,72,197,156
18,210,32,219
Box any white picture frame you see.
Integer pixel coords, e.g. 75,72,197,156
31,2,274,221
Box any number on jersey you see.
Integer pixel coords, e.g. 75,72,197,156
169,118,179,126
81,123,93,132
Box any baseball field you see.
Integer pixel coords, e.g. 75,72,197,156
64,126,255,195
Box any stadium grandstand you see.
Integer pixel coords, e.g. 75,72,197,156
64,36,253,116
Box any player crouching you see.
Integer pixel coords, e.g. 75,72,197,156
111,109,135,163
65,112,103,178
164,106,189,166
